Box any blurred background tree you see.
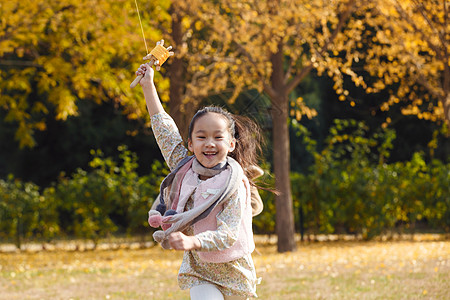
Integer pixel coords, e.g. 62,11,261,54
363,0,449,128
0,0,170,183
0,0,169,148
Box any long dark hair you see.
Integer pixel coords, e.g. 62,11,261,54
188,106,264,179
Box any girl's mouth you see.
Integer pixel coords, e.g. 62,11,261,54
203,152,217,158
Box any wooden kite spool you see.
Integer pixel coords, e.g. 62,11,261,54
130,40,173,88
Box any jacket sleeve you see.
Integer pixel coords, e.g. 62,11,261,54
151,112,188,171
194,187,245,251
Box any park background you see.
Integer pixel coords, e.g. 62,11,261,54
0,0,449,299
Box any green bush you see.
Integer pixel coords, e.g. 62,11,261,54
1,132,448,246
0,175,59,248
253,169,276,235
291,119,449,239
44,146,166,246
126,159,167,235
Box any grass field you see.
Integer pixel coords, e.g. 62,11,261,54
0,235,448,299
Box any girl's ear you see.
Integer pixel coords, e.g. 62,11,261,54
188,138,194,152
228,138,236,153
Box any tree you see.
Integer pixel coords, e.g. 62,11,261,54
0,0,164,148
186,0,448,252
359,0,449,129
144,0,238,136
164,0,250,135
165,0,207,135
187,0,365,252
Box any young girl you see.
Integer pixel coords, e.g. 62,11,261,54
136,63,262,299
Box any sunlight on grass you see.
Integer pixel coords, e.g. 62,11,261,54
0,237,448,299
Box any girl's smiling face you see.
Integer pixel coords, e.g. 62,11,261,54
188,112,236,168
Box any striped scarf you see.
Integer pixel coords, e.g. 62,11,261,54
149,156,243,248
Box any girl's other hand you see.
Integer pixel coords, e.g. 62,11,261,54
168,232,202,251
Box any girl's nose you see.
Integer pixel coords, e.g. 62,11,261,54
205,138,215,147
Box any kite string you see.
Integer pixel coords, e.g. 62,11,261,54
134,0,149,54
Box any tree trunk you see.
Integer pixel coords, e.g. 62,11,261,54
270,47,297,252
443,1,450,131
169,6,202,140
445,94,450,132
15,217,22,250
169,6,185,134
271,96,296,252
442,62,450,132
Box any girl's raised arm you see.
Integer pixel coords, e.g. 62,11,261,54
136,64,188,170
136,64,165,116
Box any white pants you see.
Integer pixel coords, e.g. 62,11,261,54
190,283,248,300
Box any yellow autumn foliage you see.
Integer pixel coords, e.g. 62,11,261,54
364,0,449,126
0,0,169,147
1,0,447,148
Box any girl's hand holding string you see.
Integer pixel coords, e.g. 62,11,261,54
135,63,154,88
168,232,202,251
